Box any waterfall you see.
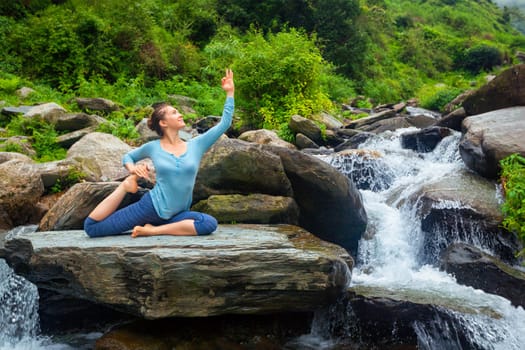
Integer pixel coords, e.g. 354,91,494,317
0,258,41,349
289,128,525,349
1,226,98,350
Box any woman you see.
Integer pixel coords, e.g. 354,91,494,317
84,69,234,238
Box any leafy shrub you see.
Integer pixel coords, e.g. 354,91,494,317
421,87,463,112
5,115,66,162
234,28,332,130
97,111,140,141
500,154,525,259
458,44,502,74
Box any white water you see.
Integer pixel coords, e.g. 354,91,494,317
0,226,101,350
292,128,525,349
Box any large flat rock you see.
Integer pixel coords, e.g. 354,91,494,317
1,224,352,319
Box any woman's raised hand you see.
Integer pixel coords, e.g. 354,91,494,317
221,68,234,97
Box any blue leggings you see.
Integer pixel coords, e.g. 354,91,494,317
83,192,217,238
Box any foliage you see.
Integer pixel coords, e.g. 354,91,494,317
420,86,463,112
500,154,525,259
234,28,332,130
49,167,86,194
97,111,140,142
5,115,67,162
457,44,503,74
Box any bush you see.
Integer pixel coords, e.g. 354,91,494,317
458,44,502,74
421,87,463,112
5,115,67,162
234,28,332,130
500,154,525,260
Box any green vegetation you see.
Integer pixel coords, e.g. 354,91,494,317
0,0,524,159
0,0,524,244
500,154,525,259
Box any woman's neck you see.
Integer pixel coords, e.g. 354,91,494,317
162,131,183,145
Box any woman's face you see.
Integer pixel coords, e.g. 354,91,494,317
161,106,185,131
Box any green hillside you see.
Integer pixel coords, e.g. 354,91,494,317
0,0,524,129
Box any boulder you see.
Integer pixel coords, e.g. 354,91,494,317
459,106,525,179
192,194,299,225
66,132,132,181
194,139,293,202
44,112,106,132
401,126,453,153
435,107,467,131
0,151,32,164
2,224,352,318
321,149,394,192
24,102,66,119
312,112,344,130
94,313,310,350
336,286,495,349
334,132,376,151
406,114,438,129
56,126,99,149
405,169,520,264
38,182,144,231
344,109,396,130
440,243,525,308
0,159,44,229
462,64,525,116
34,159,86,189
289,115,323,144
361,116,412,133
265,145,368,257
0,105,32,117
1,136,36,158
238,129,296,149
75,97,119,112
16,87,36,99
295,133,319,149
135,118,159,144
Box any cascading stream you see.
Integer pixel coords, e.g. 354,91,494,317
304,128,525,349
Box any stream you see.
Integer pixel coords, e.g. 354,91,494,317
290,128,525,349
2,127,525,349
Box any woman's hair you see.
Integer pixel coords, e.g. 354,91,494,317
148,102,169,136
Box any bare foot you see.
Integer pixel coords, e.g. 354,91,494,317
122,175,138,193
131,224,156,238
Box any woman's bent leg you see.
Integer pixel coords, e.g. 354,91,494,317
84,192,159,237
88,175,139,221
131,211,218,238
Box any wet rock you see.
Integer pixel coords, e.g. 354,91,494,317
440,243,525,308
401,126,452,153
2,224,352,318
94,313,311,350
320,149,394,192
265,145,368,257
435,107,467,131
406,169,521,264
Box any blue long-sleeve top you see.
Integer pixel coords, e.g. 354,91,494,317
122,97,234,219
